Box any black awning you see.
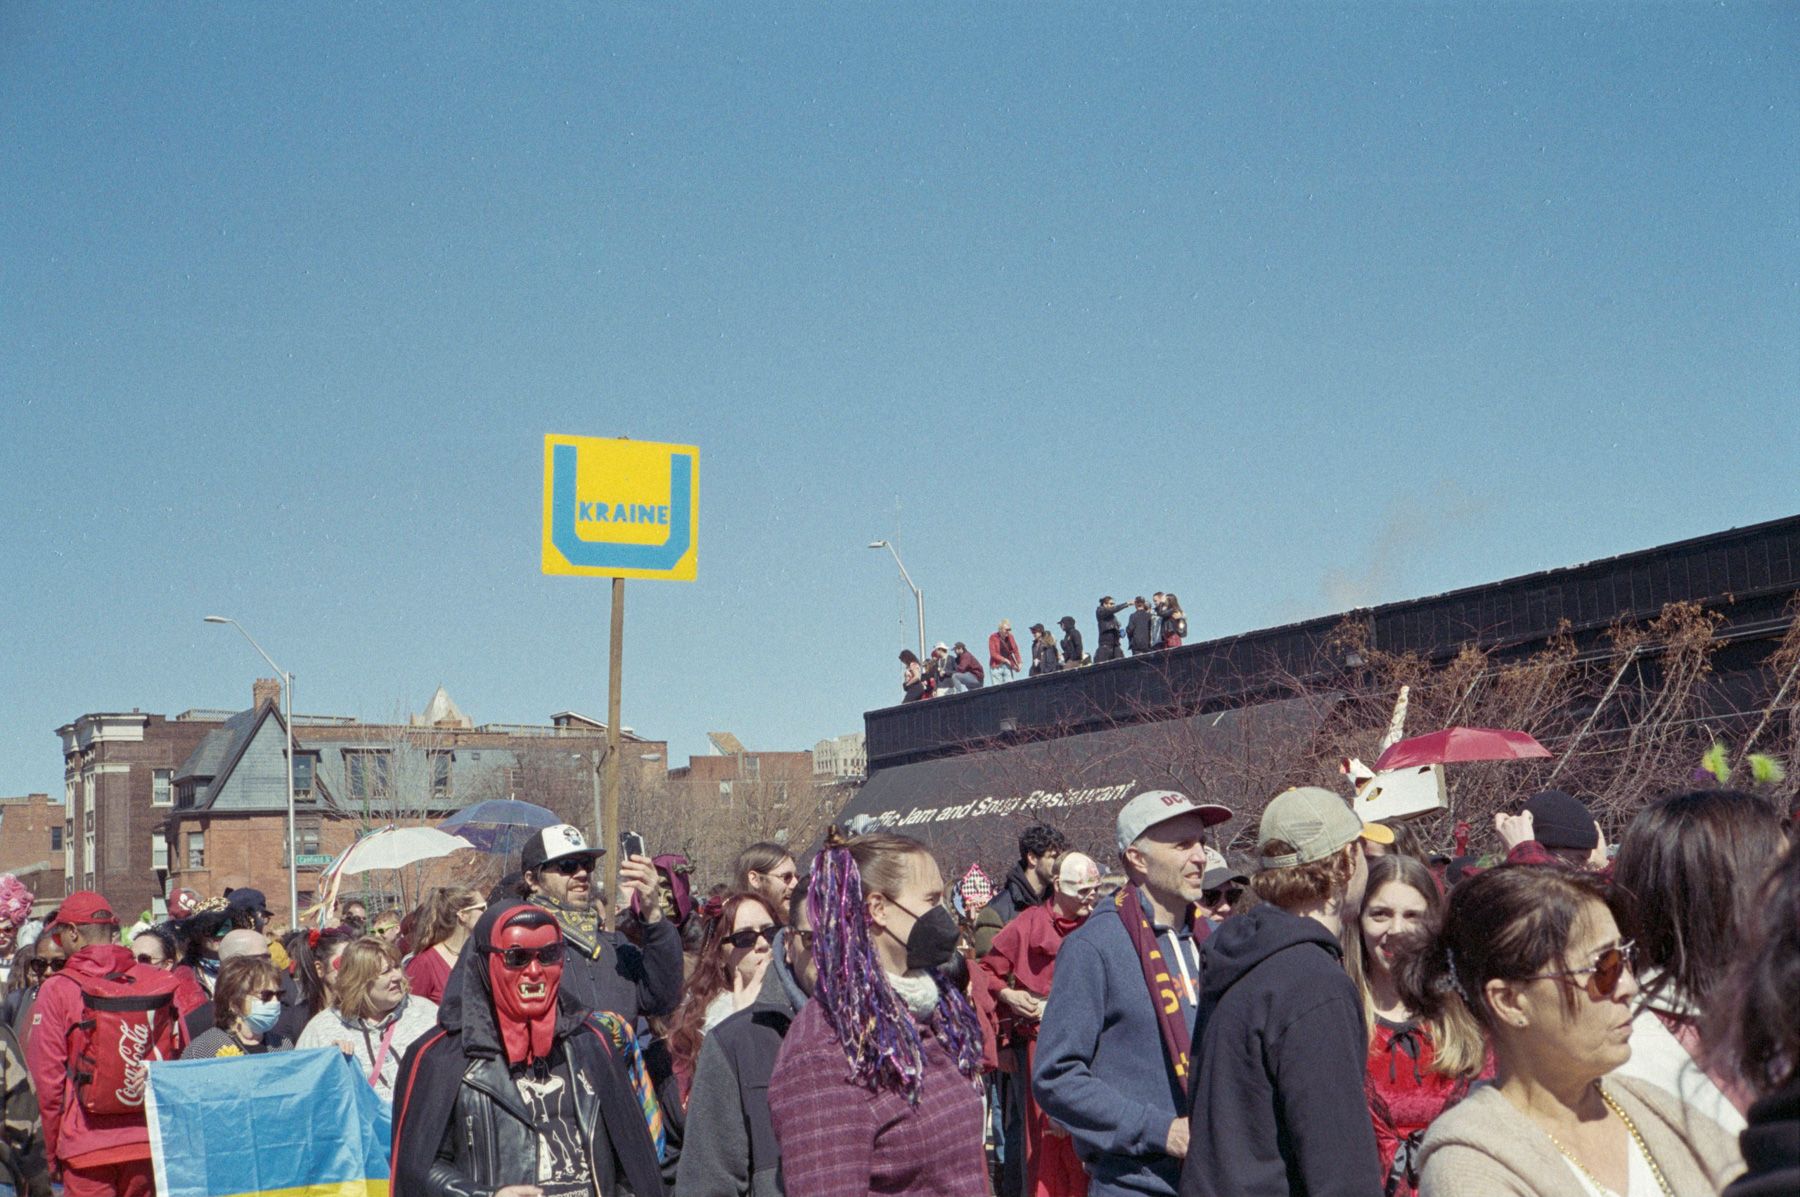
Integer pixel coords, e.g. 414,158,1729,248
826,693,1338,877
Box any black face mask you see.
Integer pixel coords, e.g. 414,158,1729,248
891,901,961,972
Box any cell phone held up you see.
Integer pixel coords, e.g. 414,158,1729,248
620,831,647,860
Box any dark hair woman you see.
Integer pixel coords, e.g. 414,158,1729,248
1159,593,1186,648
899,650,928,702
285,925,355,1018
1612,788,1786,1140
767,830,986,1197
667,890,780,1101
1343,854,1490,1196
1404,866,1742,1196
1708,843,1800,1197
181,954,292,1058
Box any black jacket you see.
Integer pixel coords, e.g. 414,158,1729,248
1030,637,1060,676
972,865,1044,956
674,943,804,1197
1179,904,1381,1197
1126,609,1155,653
1727,1076,1800,1197
1058,618,1084,663
1096,601,1128,640
391,903,665,1197
535,900,685,1023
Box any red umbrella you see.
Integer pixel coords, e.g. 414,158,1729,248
1374,726,1552,773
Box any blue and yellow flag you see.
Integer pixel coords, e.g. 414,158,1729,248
147,1047,392,1197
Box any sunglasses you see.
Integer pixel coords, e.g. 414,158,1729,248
460,904,488,916
484,943,564,969
542,857,596,876
1524,941,1637,1000
254,988,282,1002
723,926,779,951
134,953,167,967
1202,886,1244,908
790,929,816,950
27,959,60,975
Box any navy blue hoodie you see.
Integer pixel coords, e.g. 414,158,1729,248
1178,904,1381,1197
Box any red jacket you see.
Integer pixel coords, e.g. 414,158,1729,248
1366,1019,1492,1197
988,630,1021,671
25,945,201,1169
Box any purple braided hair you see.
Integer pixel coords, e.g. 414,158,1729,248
808,835,984,1104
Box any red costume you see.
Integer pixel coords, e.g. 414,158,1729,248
1365,1018,1491,1197
980,902,1089,1197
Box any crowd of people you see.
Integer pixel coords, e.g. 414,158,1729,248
0,776,1792,1197
899,595,1191,702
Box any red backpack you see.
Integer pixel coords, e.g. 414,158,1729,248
64,966,185,1116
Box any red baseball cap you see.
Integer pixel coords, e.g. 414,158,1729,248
53,891,119,927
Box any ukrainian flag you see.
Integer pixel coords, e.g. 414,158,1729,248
147,1047,392,1197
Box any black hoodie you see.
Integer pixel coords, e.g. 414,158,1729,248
1178,904,1381,1197
390,902,664,1197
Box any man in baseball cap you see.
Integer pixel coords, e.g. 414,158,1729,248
27,891,199,1197
519,824,682,1025
1196,848,1249,925
1493,788,1608,871
1180,787,1387,1197
1035,790,1233,1197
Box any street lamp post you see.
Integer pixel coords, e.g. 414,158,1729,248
868,540,925,661
203,616,299,921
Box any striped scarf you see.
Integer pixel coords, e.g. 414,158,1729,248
1116,883,1205,1099
590,1011,667,1162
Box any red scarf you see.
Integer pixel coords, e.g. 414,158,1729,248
1116,883,1206,1098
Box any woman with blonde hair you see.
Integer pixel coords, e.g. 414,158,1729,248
1343,853,1490,1196
296,936,438,1103
1407,866,1742,1196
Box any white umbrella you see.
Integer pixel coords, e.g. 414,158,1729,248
334,826,473,875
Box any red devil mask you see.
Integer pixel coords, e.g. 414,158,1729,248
486,913,564,1066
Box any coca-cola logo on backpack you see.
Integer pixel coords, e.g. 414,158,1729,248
66,966,184,1117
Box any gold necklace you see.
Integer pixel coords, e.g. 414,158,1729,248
1541,1084,1674,1197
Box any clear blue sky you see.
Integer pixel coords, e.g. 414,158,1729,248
3,4,1795,799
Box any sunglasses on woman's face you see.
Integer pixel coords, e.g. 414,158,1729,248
723,926,778,951
27,959,58,976
1202,886,1243,908
1524,941,1637,1000
254,988,282,1002
484,943,564,969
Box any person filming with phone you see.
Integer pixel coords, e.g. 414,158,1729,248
519,824,684,1024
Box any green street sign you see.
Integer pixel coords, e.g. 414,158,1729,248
293,854,334,867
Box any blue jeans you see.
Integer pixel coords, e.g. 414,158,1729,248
952,671,984,692
990,664,1016,684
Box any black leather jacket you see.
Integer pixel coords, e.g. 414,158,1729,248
392,902,665,1197
424,1049,629,1197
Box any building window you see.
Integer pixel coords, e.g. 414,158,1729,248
293,754,315,795
151,834,168,871
82,771,96,814
297,820,321,856
344,750,392,804
430,752,452,801
152,769,173,807
186,831,205,869
51,825,63,852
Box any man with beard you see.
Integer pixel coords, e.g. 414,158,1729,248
520,825,683,1022
390,903,663,1197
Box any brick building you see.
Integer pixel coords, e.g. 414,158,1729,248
56,710,228,921
160,686,666,920
0,793,67,916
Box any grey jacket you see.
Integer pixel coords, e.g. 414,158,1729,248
673,938,805,1197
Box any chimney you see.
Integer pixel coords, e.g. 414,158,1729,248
252,678,282,711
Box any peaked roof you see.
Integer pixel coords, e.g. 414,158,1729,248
172,703,289,810
411,686,471,729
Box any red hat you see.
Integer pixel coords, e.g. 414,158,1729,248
53,891,119,927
